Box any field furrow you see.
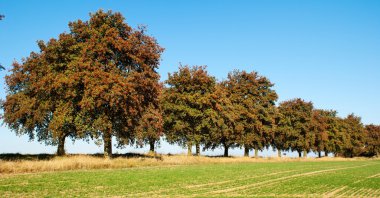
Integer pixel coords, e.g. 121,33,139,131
0,160,379,197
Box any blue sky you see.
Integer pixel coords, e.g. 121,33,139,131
0,0,379,156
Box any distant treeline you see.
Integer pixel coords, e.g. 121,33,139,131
1,10,379,158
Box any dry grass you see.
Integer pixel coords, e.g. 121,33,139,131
0,153,376,175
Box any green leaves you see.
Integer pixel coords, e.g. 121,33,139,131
277,98,314,154
221,70,278,152
162,65,216,151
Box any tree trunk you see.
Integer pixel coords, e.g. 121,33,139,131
318,151,321,158
298,151,302,158
277,149,282,158
195,143,200,156
244,146,249,157
187,142,192,156
56,134,67,156
103,132,112,159
303,150,307,158
325,151,328,157
254,145,259,158
224,144,229,157
149,140,155,152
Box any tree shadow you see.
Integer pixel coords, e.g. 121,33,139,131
0,153,55,161
0,152,163,161
205,155,234,158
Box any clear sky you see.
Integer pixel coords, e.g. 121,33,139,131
0,0,379,157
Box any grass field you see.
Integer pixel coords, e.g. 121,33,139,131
0,157,379,197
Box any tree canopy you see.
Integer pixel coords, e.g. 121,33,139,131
2,33,82,155
364,124,380,156
278,98,314,158
219,70,278,157
311,109,338,157
162,65,216,156
2,10,163,158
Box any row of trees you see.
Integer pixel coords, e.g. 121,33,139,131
162,66,380,158
2,10,379,158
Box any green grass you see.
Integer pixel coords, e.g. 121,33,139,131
1,160,379,197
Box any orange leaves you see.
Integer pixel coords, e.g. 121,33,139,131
3,10,163,156
69,10,163,151
135,104,164,145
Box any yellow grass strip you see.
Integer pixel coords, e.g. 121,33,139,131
0,154,377,175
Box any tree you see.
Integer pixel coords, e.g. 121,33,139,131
162,65,216,156
69,10,163,158
278,98,313,158
320,111,341,157
222,70,278,158
364,124,380,157
204,83,242,157
135,103,164,153
340,114,365,157
2,33,83,156
324,116,347,157
311,109,337,157
3,10,163,158
272,107,287,157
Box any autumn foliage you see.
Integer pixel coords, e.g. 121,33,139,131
1,10,379,158
162,65,216,156
2,10,163,158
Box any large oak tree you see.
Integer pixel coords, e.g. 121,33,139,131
278,98,314,158
311,109,337,157
222,70,277,157
69,10,163,158
2,33,82,156
204,82,243,157
3,10,163,158
162,65,215,156
340,114,364,157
